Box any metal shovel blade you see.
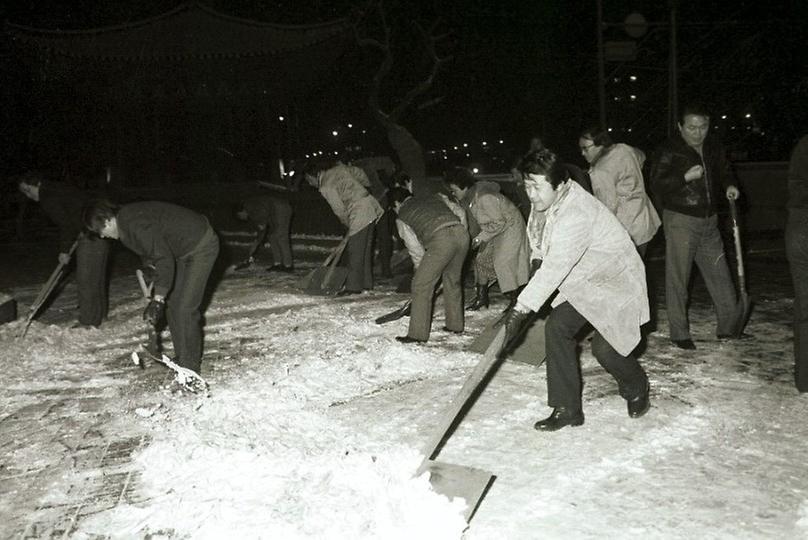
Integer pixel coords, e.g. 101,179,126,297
420,460,494,522
298,266,349,295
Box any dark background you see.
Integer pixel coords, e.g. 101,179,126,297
0,0,806,185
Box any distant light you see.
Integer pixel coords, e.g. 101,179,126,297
332,130,339,137
347,123,353,128
318,151,324,155
499,139,504,144
627,128,632,132
482,141,488,146
721,115,728,119
462,143,468,148
361,129,367,134
443,156,448,160
745,113,752,119
453,146,458,150
305,154,310,158
287,170,295,176
465,153,470,157
613,77,620,83
278,116,285,122
472,167,479,174
334,151,339,155
629,75,637,81
607,127,613,132
613,96,620,101
629,95,636,100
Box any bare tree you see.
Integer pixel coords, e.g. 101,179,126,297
354,0,452,193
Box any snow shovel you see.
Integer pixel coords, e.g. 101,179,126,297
469,310,546,366
415,326,508,522
133,270,208,392
375,284,443,325
296,235,350,295
226,226,268,274
728,197,753,336
17,237,79,340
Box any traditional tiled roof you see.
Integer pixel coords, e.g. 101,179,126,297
5,2,353,61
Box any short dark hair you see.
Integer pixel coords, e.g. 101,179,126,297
679,103,711,123
518,149,569,189
579,126,613,148
388,186,412,207
83,199,120,234
444,167,475,190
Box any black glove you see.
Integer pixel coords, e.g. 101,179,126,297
143,298,166,326
529,259,542,278
498,307,531,351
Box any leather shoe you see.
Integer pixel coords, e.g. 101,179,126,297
627,383,651,418
672,339,696,350
442,327,463,334
533,407,584,431
396,335,426,344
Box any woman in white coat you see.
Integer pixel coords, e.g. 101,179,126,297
503,149,651,431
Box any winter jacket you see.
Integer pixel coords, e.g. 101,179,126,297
650,135,735,218
38,180,90,253
464,181,530,292
518,181,649,356
117,202,214,297
396,193,465,268
589,143,661,245
243,195,292,233
318,164,383,236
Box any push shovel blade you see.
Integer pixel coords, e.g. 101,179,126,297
421,460,495,522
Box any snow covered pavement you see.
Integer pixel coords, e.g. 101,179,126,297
1,254,807,539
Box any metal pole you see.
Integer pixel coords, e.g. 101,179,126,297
597,0,607,130
668,0,678,136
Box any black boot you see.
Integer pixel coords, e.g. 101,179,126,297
466,284,490,311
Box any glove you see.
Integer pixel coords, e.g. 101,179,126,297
143,297,166,326
498,307,531,351
529,258,542,277
58,252,71,265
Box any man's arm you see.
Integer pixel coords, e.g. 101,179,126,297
395,219,424,268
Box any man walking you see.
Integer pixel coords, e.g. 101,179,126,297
650,103,743,350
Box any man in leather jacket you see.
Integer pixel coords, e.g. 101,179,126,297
650,103,742,350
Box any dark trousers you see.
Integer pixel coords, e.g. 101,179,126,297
375,205,393,277
545,302,648,411
166,230,219,373
268,219,293,267
786,209,808,392
76,234,110,326
344,223,375,292
662,210,738,341
408,225,469,341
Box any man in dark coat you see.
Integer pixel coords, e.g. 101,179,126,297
786,135,808,392
18,172,109,328
235,194,294,272
85,200,219,374
650,103,742,350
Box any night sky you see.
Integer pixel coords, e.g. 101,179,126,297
1,0,806,175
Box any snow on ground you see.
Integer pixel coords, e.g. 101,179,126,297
2,247,808,539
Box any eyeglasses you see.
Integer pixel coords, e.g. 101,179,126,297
579,144,595,152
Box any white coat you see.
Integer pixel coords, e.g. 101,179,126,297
518,181,650,356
